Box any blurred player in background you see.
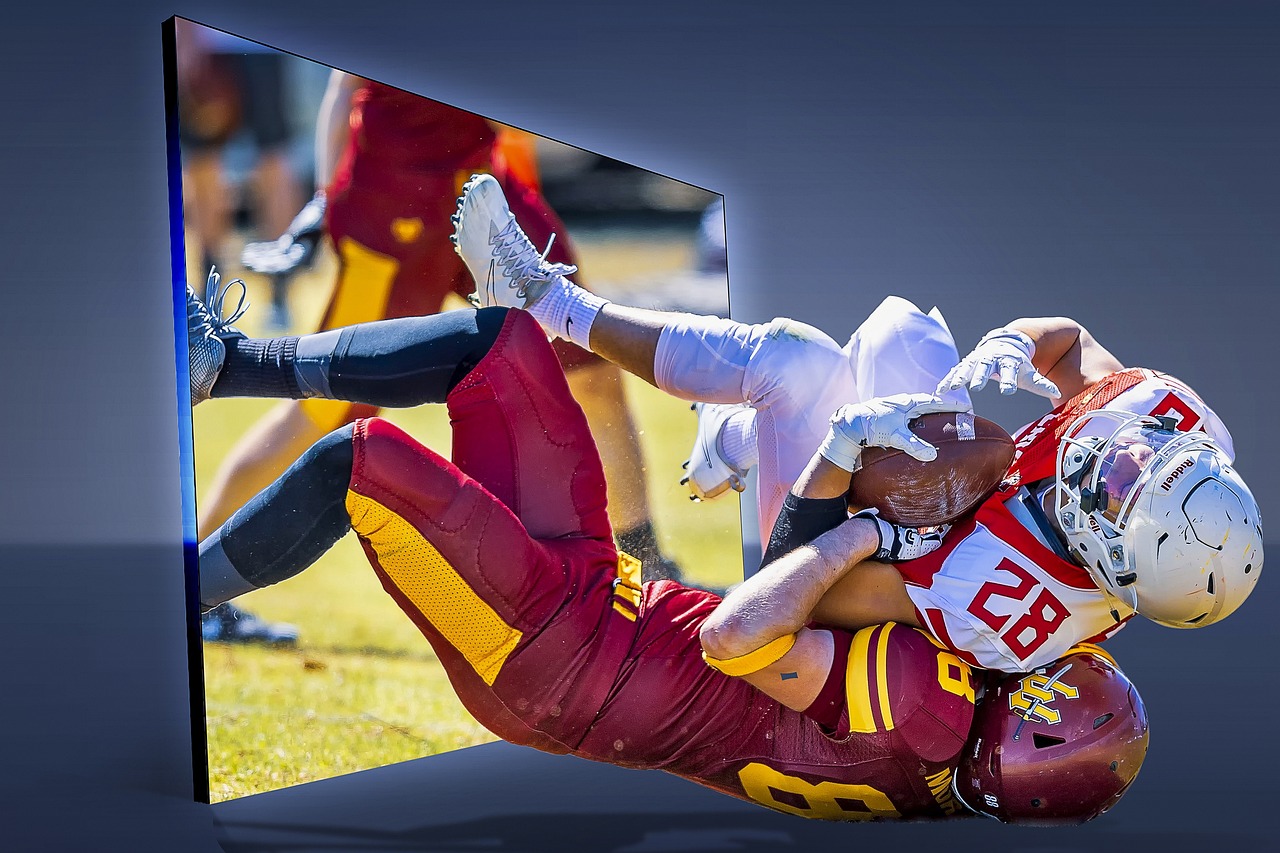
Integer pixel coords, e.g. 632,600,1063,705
174,20,308,329
452,173,1264,675
185,281,1149,823
202,71,683,630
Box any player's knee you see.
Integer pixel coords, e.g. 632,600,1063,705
744,318,844,402
303,423,357,484
445,306,520,392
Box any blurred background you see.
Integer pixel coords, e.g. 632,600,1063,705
172,21,739,803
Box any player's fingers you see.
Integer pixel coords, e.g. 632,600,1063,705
995,357,1020,395
937,362,971,393
1025,370,1062,399
894,430,939,462
968,358,996,392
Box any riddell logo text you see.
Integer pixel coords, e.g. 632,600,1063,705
1160,458,1195,492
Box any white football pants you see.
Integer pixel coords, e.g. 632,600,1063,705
653,295,971,543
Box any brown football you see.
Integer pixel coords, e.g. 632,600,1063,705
847,411,1015,527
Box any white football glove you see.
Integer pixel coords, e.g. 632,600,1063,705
241,192,328,275
937,327,1061,399
819,393,965,472
854,508,949,562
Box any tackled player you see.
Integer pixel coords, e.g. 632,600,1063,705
449,173,1264,675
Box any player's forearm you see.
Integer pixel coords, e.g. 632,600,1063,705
700,518,878,660
1006,317,1084,377
1004,317,1124,400
315,70,357,192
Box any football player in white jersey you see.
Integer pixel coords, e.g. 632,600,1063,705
451,173,1264,673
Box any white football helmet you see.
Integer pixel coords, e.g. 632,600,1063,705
1053,409,1263,628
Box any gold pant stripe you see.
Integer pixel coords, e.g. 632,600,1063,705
346,489,522,686
300,237,400,431
845,625,878,733
875,623,895,730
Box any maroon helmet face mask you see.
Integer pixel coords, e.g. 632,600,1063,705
954,646,1149,824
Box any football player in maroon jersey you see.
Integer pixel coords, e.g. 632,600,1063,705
185,276,1147,822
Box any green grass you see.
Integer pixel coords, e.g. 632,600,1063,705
194,233,743,802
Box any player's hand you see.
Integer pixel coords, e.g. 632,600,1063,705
240,192,328,275
937,327,1061,399
819,393,965,472
854,508,949,562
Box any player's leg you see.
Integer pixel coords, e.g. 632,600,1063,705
197,307,625,747
194,288,611,546
452,176,846,517
473,171,680,575
352,310,634,745
843,295,971,410
196,418,572,753
678,297,973,514
235,51,306,330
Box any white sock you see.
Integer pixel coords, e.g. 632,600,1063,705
718,408,759,472
528,278,610,351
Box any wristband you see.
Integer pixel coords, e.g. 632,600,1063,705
703,633,797,676
818,428,863,473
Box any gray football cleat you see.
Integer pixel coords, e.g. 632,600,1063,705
186,267,248,406
451,173,577,310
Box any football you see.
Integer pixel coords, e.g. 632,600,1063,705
847,411,1015,527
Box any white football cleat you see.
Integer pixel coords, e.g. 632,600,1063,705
681,402,752,501
186,267,247,406
451,173,577,309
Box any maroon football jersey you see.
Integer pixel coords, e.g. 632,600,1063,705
575,583,977,821
338,80,493,183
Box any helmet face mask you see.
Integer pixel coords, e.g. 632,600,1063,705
1052,410,1263,628
954,646,1149,824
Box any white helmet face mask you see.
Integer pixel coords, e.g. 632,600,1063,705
1053,410,1264,628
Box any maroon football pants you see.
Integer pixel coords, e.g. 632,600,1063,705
345,310,639,751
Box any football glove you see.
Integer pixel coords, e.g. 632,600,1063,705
854,508,948,562
819,393,964,472
937,327,1061,399
240,191,328,275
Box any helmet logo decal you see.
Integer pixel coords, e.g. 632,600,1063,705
1159,457,1195,492
1009,664,1079,727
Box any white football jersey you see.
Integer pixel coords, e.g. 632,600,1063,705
898,368,1230,671
900,491,1131,672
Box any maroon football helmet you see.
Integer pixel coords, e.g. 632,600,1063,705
953,644,1149,824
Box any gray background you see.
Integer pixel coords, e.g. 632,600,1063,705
0,2,1275,851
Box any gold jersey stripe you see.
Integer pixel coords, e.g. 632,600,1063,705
346,489,521,686
300,237,399,431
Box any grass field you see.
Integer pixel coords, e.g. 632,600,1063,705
192,227,743,802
